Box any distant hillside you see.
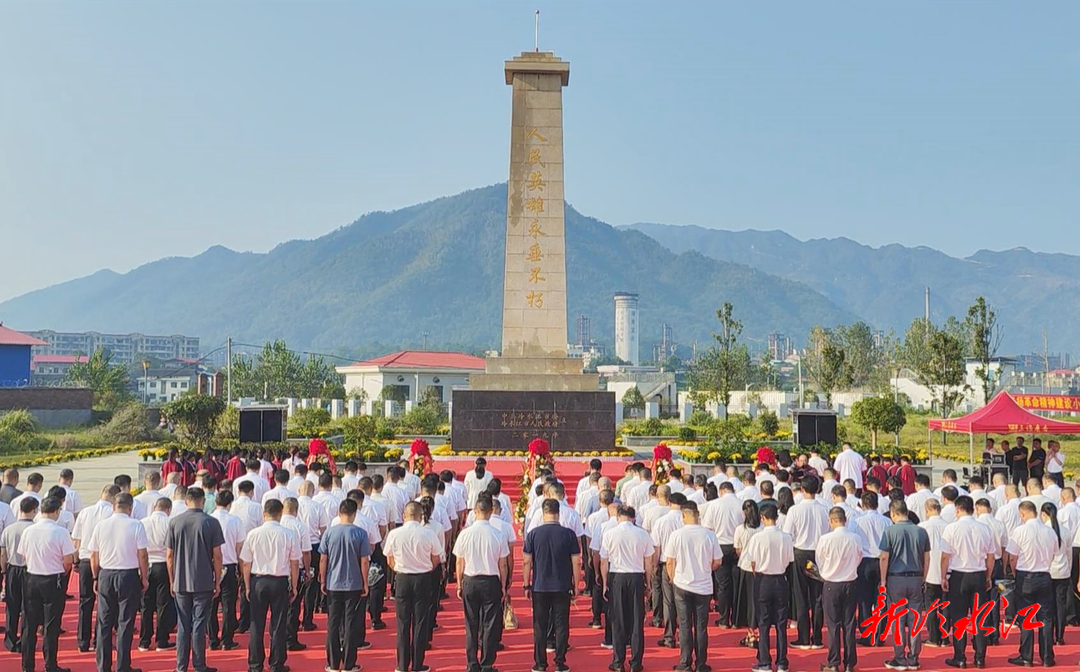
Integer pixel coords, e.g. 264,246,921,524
0,185,858,356
624,222,1078,353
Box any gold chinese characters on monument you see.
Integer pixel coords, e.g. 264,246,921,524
523,127,547,309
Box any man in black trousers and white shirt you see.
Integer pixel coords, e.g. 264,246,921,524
454,494,510,672
600,505,655,672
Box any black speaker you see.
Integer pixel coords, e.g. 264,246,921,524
239,406,285,443
793,410,838,447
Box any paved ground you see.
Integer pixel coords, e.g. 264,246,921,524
14,449,143,502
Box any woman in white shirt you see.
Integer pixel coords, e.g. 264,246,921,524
463,458,493,509
733,499,762,648
419,496,447,643
1042,501,1073,645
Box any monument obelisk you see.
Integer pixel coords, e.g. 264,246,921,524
453,50,613,453
471,50,598,392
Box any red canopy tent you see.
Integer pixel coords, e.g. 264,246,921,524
927,391,1080,465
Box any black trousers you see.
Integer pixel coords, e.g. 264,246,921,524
592,562,613,645
661,564,677,642
325,590,361,672
823,580,857,670
22,573,65,672
674,587,710,669
1069,547,1080,626
948,570,988,663
425,565,440,642
1016,570,1055,663
461,575,503,672
1052,577,1069,643
792,548,823,645
78,557,97,650
368,542,387,625
532,591,570,669
857,557,883,641
581,537,595,595
608,572,645,669
650,559,664,623
139,562,174,649
757,573,790,669
925,582,946,644
302,548,320,627
4,565,25,652
239,573,250,632
395,573,433,672
209,564,238,648
96,568,141,672
248,575,289,672
713,544,737,626
286,566,305,644
1011,470,1028,488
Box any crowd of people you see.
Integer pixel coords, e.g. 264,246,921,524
0,438,1075,672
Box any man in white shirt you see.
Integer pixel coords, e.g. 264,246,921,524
624,468,654,512
600,505,655,672
8,472,44,519
651,492,686,648
903,474,937,524
209,490,244,651
996,484,1023,536
453,496,510,672
782,475,830,649
817,506,863,672
686,475,708,505
233,459,269,503
975,497,1008,639
663,498,722,672
702,481,743,628
287,463,309,493
17,495,75,672
0,495,36,653
139,496,175,651
988,472,1009,512
940,486,959,523
241,498,302,672
312,473,342,521
744,502,795,672
1005,500,1057,666
295,480,328,631
818,469,839,506
159,472,181,501
341,461,361,493
1041,474,1062,506
1023,477,1052,511
737,471,761,503
940,495,995,668
135,472,165,520
854,491,892,644
1046,440,1066,488
384,500,440,672
919,498,950,647
57,468,83,518
934,469,969,498
262,469,298,506
87,492,149,672
586,490,615,631
809,448,829,476
281,497,313,652
833,444,866,491
72,483,120,652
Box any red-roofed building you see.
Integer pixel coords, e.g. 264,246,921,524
0,325,49,387
335,350,486,413
31,354,90,384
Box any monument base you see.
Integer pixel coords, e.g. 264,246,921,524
451,390,615,453
469,356,599,392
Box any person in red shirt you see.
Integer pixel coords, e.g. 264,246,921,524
160,447,184,484
306,434,336,474
866,456,889,491
225,449,245,482
180,450,198,487
896,455,917,495
198,449,225,481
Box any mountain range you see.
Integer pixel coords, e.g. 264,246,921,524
0,184,858,358
623,223,1076,354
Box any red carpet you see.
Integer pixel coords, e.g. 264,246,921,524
2,457,1077,672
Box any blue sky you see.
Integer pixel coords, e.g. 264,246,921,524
1,1,1077,302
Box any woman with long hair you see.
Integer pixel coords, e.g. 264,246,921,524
733,499,762,647
464,457,493,508
1041,501,1071,644
418,495,445,642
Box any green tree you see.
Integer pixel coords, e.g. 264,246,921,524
686,302,749,418
850,396,907,450
163,394,227,451
925,328,969,416
231,340,343,400
659,354,682,372
757,409,780,438
65,348,131,411
899,318,935,378
621,386,646,410
377,385,407,404
966,296,1001,404
341,415,378,453
836,321,876,388
803,326,852,408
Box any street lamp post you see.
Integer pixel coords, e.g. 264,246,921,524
141,360,150,404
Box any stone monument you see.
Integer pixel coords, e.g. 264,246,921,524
452,51,615,453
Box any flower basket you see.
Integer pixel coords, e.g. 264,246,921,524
408,438,433,479
652,443,674,485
